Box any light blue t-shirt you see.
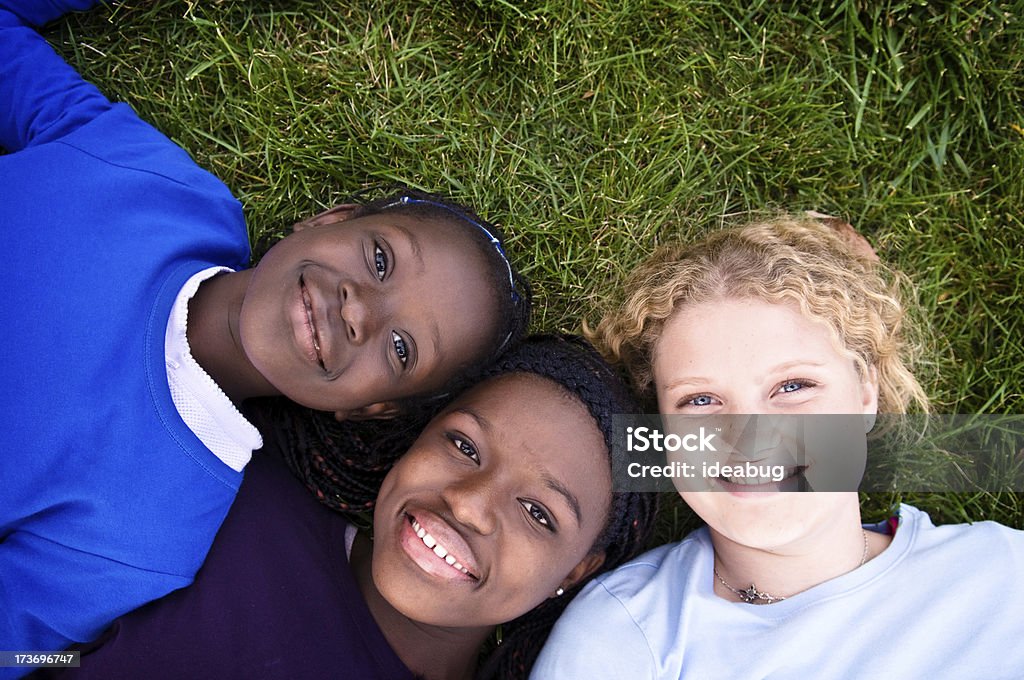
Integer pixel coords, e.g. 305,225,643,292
532,505,1024,679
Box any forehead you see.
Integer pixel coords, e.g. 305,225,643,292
451,373,600,444
654,297,851,379
372,209,490,253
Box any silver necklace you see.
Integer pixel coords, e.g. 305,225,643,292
713,529,869,605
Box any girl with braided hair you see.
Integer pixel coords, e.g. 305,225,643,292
46,335,656,680
532,215,1024,679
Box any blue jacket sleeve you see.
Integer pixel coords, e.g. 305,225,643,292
0,1,116,152
0,0,106,27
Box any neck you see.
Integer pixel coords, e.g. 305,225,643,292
186,270,278,405
709,498,889,603
350,534,492,680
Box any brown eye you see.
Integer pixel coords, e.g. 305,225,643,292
374,243,388,280
447,434,479,464
391,331,408,365
520,499,554,530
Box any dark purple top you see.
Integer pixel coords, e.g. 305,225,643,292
44,455,414,680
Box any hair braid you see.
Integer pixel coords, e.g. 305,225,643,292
252,397,440,517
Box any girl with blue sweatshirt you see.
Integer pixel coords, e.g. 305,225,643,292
0,0,529,662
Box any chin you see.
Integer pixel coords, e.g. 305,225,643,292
703,492,857,550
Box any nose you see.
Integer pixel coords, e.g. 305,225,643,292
339,283,382,345
724,415,785,461
441,472,498,536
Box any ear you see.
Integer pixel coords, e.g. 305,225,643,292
864,364,880,417
334,401,402,422
554,551,606,598
293,204,362,233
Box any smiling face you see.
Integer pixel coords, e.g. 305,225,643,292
237,212,500,414
653,297,878,552
371,373,611,628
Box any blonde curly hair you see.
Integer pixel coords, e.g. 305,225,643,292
589,215,930,414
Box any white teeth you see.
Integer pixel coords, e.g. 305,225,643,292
302,283,323,361
727,475,775,485
723,468,799,485
410,518,471,575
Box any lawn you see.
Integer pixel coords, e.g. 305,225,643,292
49,0,1024,530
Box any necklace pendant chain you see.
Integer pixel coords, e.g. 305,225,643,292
739,583,783,604
715,529,870,605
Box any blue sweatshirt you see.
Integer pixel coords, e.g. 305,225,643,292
0,0,248,665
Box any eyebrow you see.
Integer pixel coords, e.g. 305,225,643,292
663,376,712,392
771,360,827,372
429,322,442,368
451,406,490,432
541,472,583,527
391,222,424,275
404,320,442,378
450,406,583,526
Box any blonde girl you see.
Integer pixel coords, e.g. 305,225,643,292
532,215,1024,680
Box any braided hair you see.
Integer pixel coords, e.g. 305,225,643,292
474,335,659,680
253,398,434,516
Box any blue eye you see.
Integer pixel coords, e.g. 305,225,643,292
374,244,388,281
521,500,553,530
689,394,715,407
778,380,809,394
448,434,479,463
391,331,408,365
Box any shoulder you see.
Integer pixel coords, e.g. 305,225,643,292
895,503,1024,585
231,454,330,518
585,527,709,603
530,531,710,680
900,503,1024,552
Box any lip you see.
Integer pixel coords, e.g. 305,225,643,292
714,465,808,495
398,510,480,584
297,274,327,370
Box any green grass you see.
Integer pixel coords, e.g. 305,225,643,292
48,0,1024,530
